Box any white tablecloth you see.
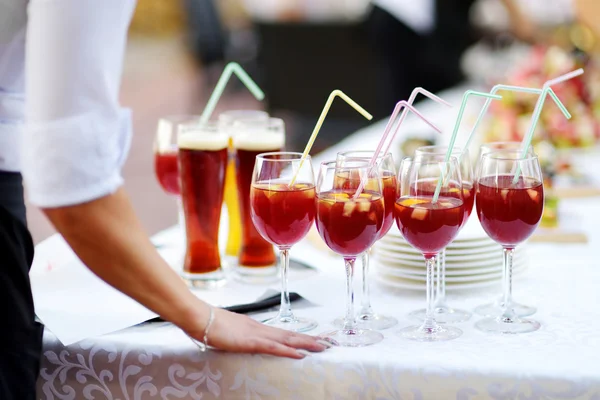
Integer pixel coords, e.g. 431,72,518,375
36,89,600,399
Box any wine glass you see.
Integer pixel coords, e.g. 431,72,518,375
333,151,398,330
250,152,317,332
395,157,464,341
410,145,474,324
474,142,537,318
153,116,200,248
316,160,385,347
474,150,543,334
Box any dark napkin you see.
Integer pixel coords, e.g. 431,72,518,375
146,292,302,323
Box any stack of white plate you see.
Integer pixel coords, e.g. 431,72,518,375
373,215,528,291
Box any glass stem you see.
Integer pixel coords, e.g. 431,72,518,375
359,250,373,317
176,196,185,238
278,248,293,320
501,247,517,320
422,255,439,331
343,257,357,331
434,249,447,308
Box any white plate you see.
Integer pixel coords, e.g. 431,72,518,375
374,250,524,269
374,243,502,263
385,230,494,246
376,263,525,282
385,215,490,242
379,234,499,248
375,267,526,292
376,240,499,258
375,261,518,277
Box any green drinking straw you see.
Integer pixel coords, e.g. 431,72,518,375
199,62,265,124
463,85,571,152
432,90,503,204
512,68,584,184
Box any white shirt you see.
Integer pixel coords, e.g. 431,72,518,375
0,0,136,207
373,0,435,34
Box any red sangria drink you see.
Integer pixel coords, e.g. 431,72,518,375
154,146,180,196
476,175,543,246
251,183,316,247
178,123,229,287
316,160,385,347
412,147,475,324
395,197,464,257
153,115,201,255
250,152,318,332
474,150,543,334
334,151,399,331
474,143,538,319
316,191,384,256
395,158,464,342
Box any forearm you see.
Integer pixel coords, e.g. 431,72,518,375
43,187,208,337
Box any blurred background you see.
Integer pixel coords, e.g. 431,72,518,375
25,0,600,243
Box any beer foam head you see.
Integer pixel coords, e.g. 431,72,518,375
178,128,229,151
232,131,285,151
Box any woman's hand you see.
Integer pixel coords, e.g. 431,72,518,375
187,307,328,359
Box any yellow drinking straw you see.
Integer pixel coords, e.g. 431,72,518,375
289,90,373,185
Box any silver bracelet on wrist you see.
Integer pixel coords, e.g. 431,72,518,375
203,305,215,347
186,305,215,353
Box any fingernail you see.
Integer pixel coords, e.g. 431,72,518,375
317,339,333,348
297,349,311,358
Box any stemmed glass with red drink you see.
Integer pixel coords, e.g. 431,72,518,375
333,151,398,330
316,160,385,347
410,146,474,324
475,150,543,334
395,157,465,341
153,116,197,247
250,152,318,332
474,142,537,318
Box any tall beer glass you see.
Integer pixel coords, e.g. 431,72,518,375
218,111,269,263
232,118,285,279
178,122,229,287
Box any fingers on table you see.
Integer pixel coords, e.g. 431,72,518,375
263,328,328,352
246,338,307,359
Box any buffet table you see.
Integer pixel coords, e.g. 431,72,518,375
35,90,600,399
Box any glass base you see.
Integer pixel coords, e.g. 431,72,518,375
181,270,226,289
333,313,398,330
474,300,536,318
263,315,317,333
397,324,462,342
475,316,541,334
319,328,384,347
233,265,278,284
409,306,472,324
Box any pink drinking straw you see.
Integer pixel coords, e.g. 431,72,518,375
352,100,443,199
379,88,452,157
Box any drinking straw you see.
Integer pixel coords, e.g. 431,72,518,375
352,100,443,199
199,62,265,124
289,90,373,186
379,87,452,157
512,68,584,183
431,90,503,203
463,85,571,152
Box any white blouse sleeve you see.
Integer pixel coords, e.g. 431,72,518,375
22,0,136,208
